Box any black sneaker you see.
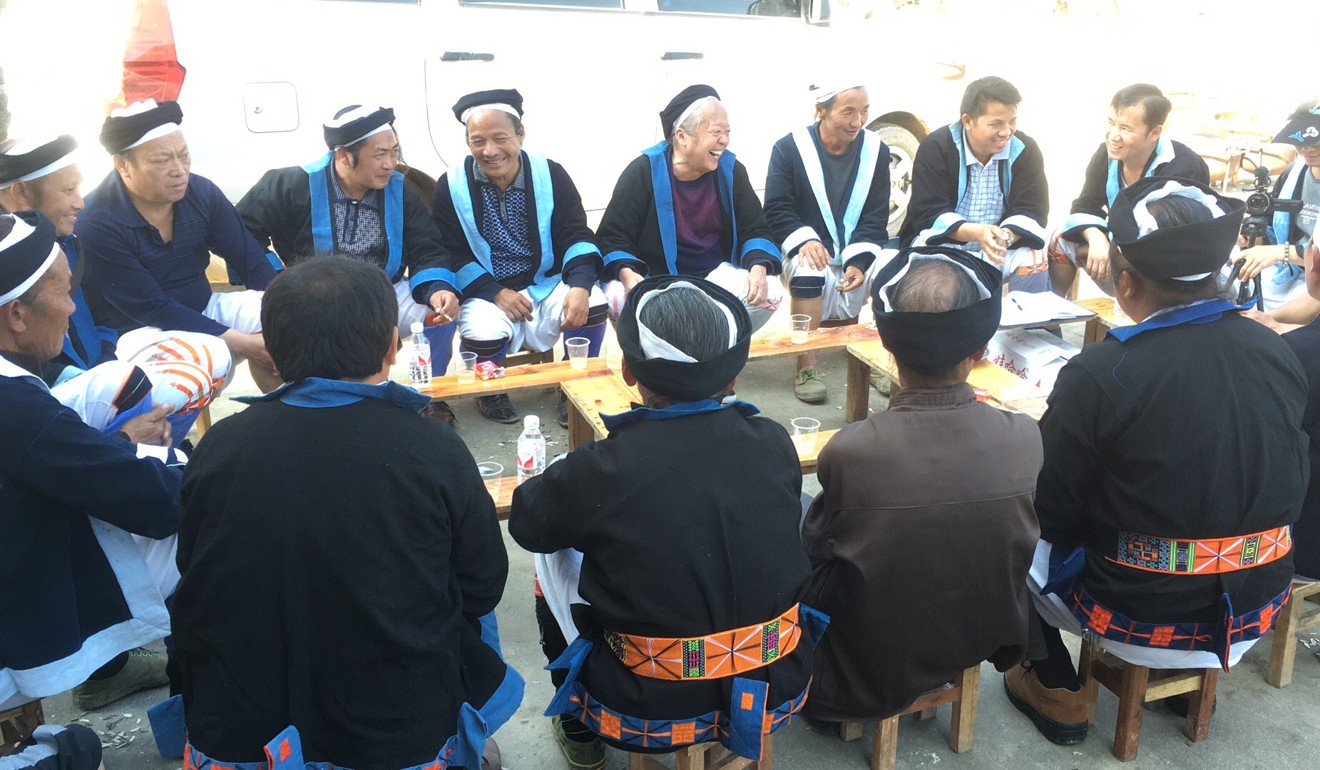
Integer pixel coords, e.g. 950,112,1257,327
557,391,570,428
476,394,519,424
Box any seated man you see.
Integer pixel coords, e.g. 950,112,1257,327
1240,100,1320,320
1,134,231,441
236,104,461,420
431,89,606,426
172,257,519,770
596,85,784,332
0,212,184,720
765,84,891,403
1007,178,1308,746
77,100,281,392
899,76,1049,293
1047,84,1209,296
510,276,824,766
802,246,1040,722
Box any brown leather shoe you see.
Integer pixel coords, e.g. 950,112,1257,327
420,400,456,426
1003,662,1089,745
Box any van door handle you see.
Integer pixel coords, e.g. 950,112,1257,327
441,51,495,62
660,51,704,61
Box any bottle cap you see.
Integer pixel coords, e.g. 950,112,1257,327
410,321,424,335
524,415,539,430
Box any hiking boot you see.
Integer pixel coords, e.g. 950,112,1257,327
551,715,605,770
1003,662,1089,746
557,391,570,429
794,368,826,403
476,394,519,424
73,647,169,711
420,400,456,426
869,371,891,396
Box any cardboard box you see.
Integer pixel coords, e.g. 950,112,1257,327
986,329,1080,393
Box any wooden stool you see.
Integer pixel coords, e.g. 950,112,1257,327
1079,635,1218,762
840,665,979,770
627,734,773,770
195,404,213,438
1267,580,1320,688
0,700,44,757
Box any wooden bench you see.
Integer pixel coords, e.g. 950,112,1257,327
1079,636,1218,762
417,357,614,403
560,375,837,473
747,323,877,361
839,665,979,770
0,700,44,758
628,736,773,770
1267,580,1320,688
844,340,1049,424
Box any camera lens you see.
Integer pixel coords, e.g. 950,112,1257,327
1245,192,1271,217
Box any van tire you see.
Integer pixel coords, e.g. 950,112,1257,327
872,122,920,236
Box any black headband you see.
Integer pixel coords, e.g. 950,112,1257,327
452,89,525,124
1109,176,1244,281
0,211,59,304
323,105,396,150
659,84,719,142
99,101,183,155
0,135,77,187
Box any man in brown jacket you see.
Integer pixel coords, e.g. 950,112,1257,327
802,246,1042,722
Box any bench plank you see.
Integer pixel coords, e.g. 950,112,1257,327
417,358,612,401
748,323,876,360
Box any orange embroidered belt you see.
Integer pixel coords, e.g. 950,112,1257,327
604,604,801,681
1108,526,1291,575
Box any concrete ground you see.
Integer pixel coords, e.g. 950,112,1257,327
43,313,1320,769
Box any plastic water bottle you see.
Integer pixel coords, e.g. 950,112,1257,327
516,415,546,484
407,321,432,386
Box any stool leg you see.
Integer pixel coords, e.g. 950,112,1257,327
1112,662,1149,762
1268,588,1302,688
949,665,979,753
1079,636,1100,725
630,754,668,770
840,722,864,742
914,707,936,721
870,715,899,770
675,743,707,770
844,355,870,423
1183,668,1218,743
756,733,774,770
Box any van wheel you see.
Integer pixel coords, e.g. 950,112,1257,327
872,123,919,235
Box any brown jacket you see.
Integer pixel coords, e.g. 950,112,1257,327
802,383,1041,721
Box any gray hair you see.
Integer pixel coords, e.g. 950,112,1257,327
677,98,719,137
888,260,980,314
638,288,730,362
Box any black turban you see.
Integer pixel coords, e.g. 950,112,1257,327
0,135,77,187
659,84,719,142
1109,177,1244,281
0,211,60,305
452,89,525,125
99,100,183,155
871,247,1002,376
617,274,750,402
323,105,395,150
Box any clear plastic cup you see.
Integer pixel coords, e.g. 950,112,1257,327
457,351,478,383
566,337,590,370
477,461,503,499
791,416,820,456
790,314,811,344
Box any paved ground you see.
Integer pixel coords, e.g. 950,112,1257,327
38,312,1320,768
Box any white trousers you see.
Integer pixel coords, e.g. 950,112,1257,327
782,251,892,321
604,263,784,333
459,282,607,354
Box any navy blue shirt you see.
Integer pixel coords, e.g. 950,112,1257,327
78,170,278,335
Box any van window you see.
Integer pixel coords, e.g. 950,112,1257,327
462,0,622,7
657,0,797,15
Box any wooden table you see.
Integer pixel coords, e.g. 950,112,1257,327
1076,297,1132,346
748,323,879,360
844,340,1049,423
415,357,613,401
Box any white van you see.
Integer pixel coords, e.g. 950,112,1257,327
92,0,967,231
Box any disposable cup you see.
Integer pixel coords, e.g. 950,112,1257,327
457,351,478,383
791,416,821,456
790,314,811,345
477,461,503,499
566,337,590,370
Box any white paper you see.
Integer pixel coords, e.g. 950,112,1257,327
999,291,1096,328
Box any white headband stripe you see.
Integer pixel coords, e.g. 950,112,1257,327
0,241,62,306
0,151,77,190
877,253,991,311
672,96,717,134
813,84,865,105
634,282,737,363
124,123,182,152
1131,181,1226,238
460,103,521,125
340,122,393,149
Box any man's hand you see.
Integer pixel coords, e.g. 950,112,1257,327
797,240,831,271
494,288,534,322
745,264,768,307
427,289,460,325
1241,307,1287,333
1234,244,1288,281
561,286,590,328
963,223,1009,263
836,265,865,293
220,330,275,372
1083,229,1112,282
120,403,172,446
618,266,644,292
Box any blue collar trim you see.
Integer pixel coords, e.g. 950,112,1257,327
600,398,759,430
236,377,432,411
1107,299,1243,342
